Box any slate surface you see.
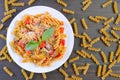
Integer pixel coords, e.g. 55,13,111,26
0,0,120,80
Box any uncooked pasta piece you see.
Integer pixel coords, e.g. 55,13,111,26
3,67,13,76
4,0,9,11
113,1,118,14
103,24,110,30
57,0,67,7
110,30,119,39
28,0,35,6
97,65,102,77
89,16,99,23
87,47,101,52
106,37,117,42
69,56,79,63
95,16,107,21
82,1,92,11
8,0,17,4
76,50,86,58
81,50,91,58
116,55,120,63
21,69,29,80
63,62,68,68
59,68,68,77
42,73,47,79
73,22,78,34
101,69,112,80
29,72,34,79
62,9,74,14
108,60,117,69
109,51,114,63
77,66,86,70
110,72,120,78
81,18,88,29
115,14,120,25
72,63,79,75
74,34,84,38
100,31,109,37
4,9,16,16
82,0,89,5
83,63,90,75
1,14,12,23
112,27,120,31
0,34,6,40
69,17,75,24
100,51,108,63
102,0,112,8
71,75,83,80
103,17,114,25
83,32,91,42
90,54,99,65
90,37,100,46
11,2,24,6
100,36,111,47
102,64,107,76
0,24,3,30
81,37,88,48
115,45,120,56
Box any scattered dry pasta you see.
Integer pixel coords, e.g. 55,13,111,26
8,0,17,4
100,51,108,63
63,62,68,68
112,27,120,31
90,37,100,46
83,63,90,75
73,22,78,34
115,45,120,56
110,30,119,39
102,0,112,8
4,0,9,11
28,0,35,6
90,54,99,65
89,16,99,23
29,72,34,79
72,63,79,75
82,1,92,11
4,9,16,16
0,24,3,30
69,17,76,24
95,16,107,21
103,17,114,25
110,72,120,78
0,34,6,40
21,69,29,80
59,68,69,77
62,8,74,14
11,2,24,6
87,47,101,52
81,18,88,29
57,0,67,7
101,69,112,80
100,36,111,47
69,56,79,63
83,32,91,42
42,73,47,79
113,1,118,14
105,37,117,42
3,66,13,76
102,64,107,76
1,14,12,23
108,60,117,69
115,14,120,25
109,51,114,63
97,65,102,77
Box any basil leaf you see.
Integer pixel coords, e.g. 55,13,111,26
25,41,39,50
42,27,54,41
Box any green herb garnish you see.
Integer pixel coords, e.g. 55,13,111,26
25,27,54,50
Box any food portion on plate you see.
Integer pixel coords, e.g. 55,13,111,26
10,12,67,66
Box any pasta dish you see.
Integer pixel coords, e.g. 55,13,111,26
10,12,66,66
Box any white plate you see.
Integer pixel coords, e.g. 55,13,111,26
7,6,74,73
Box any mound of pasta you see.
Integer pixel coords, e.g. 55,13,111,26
10,12,67,66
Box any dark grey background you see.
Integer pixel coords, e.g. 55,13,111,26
0,0,120,80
